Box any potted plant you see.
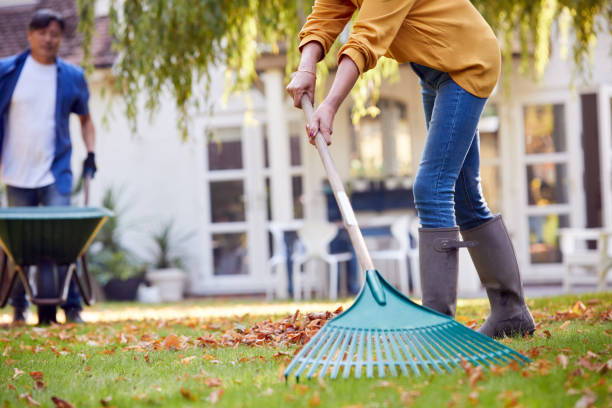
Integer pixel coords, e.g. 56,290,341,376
145,221,192,302
88,187,144,301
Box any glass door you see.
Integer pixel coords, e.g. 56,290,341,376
599,86,612,229
201,124,268,294
516,92,582,281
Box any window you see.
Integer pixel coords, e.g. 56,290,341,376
350,100,412,179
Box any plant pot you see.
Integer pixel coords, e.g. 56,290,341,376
103,276,145,301
146,268,186,302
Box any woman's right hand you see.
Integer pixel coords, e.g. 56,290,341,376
286,71,316,108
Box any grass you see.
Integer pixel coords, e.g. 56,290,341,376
0,293,610,408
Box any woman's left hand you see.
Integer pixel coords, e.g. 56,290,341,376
306,102,336,146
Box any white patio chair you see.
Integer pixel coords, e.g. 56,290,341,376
266,221,302,300
368,216,421,296
560,228,612,292
291,221,353,300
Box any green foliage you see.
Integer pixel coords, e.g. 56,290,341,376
88,187,142,284
148,221,194,270
78,0,612,135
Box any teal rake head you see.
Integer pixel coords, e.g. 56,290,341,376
284,270,530,380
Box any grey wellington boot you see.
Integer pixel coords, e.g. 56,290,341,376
461,215,536,338
419,227,476,317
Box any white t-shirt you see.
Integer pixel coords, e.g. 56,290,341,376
2,55,57,188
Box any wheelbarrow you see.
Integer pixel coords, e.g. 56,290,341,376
0,206,112,324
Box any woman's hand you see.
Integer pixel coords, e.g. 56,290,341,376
286,71,316,109
306,102,336,146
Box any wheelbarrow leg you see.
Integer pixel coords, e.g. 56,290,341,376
0,252,18,308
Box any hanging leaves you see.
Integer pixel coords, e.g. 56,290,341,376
76,0,611,137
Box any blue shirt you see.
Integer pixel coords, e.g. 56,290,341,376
0,50,90,195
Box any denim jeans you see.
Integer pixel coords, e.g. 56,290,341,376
6,183,82,311
411,63,493,229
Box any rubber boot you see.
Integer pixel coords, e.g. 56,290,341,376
12,306,27,326
461,215,535,338
418,227,473,317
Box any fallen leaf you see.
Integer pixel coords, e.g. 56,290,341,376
100,396,113,407
574,390,597,408
180,356,196,365
308,392,321,407
557,354,569,369
208,388,224,404
12,368,24,380
498,390,523,408
468,391,479,404
559,321,571,330
204,377,222,387
34,381,45,390
180,387,197,401
51,396,75,408
18,394,40,407
400,390,421,405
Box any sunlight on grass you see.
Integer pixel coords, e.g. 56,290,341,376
0,296,490,325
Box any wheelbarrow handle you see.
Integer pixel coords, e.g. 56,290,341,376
83,174,91,207
300,95,375,271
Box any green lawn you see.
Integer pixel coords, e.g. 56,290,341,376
1,293,610,408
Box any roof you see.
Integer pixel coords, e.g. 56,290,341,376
0,0,115,68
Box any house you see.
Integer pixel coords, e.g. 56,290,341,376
1,0,611,297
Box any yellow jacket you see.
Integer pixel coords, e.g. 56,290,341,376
299,0,501,98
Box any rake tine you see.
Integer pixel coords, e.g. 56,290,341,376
432,325,480,366
466,329,530,364
455,329,510,366
418,328,455,372
351,329,366,379
411,329,444,374
319,329,347,378
421,325,461,369
393,331,420,376
286,327,326,379
380,331,398,377
366,330,374,378
305,327,340,379
400,332,431,375
331,329,353,379
387,331,409,376
373,331,387,377
415,328,450,372
448,327,493,367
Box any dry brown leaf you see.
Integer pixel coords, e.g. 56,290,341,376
51,396,75,408
162,334,182,350
468,391,479,404
29,372,43,381
208,388,224,404
559,321,571,330
34,381,45,390
180,387,197,401
400,390,421,406
180,356,196,365
308,392,321,407
204,377,222,387
498,390,523,408
294,384,310,395
100,396,113,407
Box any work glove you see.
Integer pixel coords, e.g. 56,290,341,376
82,152,97,179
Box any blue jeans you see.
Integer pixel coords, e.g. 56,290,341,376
411,63,493,229
6,184,82,311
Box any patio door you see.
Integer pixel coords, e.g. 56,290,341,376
200,124,269,294
515,91,583,281
599,85,612,229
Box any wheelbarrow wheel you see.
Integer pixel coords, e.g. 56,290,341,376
36,263,58,325
37,305,57,325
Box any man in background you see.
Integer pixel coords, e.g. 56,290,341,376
0,9,98,324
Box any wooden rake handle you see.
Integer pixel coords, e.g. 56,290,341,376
300,95,375,271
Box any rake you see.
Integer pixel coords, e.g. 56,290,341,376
284,96,530,380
